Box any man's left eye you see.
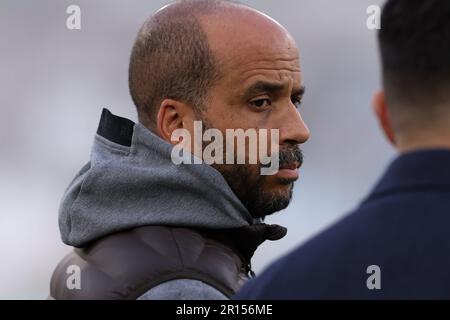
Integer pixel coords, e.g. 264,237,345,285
250,98,271,108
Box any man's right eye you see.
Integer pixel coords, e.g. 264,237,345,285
249,98,272,109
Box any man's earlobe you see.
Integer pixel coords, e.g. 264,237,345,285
373,90,396,147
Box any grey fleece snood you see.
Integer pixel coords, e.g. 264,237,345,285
59,110,253,247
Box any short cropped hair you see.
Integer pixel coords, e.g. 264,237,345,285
129,0,240,128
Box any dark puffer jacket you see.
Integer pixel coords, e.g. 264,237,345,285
50,224,286,299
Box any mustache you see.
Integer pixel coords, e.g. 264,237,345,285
279,145,304,168
261,145,304,168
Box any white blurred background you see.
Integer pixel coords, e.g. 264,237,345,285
0,0,391,299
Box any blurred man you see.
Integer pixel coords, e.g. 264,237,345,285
49,0,309,300
236,0,450,299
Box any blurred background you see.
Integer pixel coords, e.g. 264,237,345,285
0,0,391,299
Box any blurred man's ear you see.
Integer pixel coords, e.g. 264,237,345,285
373,90,397,147
156,99,196,144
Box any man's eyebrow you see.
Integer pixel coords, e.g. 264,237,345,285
242,81,286,98
292,85,306,97
242,81,305,98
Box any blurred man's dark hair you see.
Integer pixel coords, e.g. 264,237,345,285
379,0,450,133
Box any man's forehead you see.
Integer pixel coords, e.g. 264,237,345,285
198,7,301,92
199,8,299,62
225,53,302,90
209,27,299,83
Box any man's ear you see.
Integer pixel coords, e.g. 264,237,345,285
373,90,396,147
156,99,195,144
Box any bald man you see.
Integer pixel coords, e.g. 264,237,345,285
49,0,309,300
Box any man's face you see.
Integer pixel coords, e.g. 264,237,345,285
197,12,310,218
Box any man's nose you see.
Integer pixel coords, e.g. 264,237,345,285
279,105,310,145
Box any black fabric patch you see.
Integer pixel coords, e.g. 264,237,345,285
97,108,135,147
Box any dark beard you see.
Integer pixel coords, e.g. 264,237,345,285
211,146,303,218
201,117,303,218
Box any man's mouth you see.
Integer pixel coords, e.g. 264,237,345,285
279,162,301,170
276,161,301,180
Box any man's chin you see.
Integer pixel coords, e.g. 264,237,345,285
213,163,295,218
249,184,294,218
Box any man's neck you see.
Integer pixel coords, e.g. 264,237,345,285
397,131,450,154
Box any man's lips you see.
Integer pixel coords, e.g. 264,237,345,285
276,162,301,180
279,162,301,170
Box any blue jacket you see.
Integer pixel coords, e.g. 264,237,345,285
236,149,450,299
